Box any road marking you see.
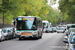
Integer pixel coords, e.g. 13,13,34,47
50,46,66,49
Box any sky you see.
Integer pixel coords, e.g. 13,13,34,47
47,0,59,10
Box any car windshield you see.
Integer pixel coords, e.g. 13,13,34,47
47,28,52,30
57,28,63,30
17,18,37,30
53,27,56,29
7,28,13,31
2,29,7,33
70,35,75,44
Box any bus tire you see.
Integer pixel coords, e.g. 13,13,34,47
39,36,42,39
39,32,42,39
0,37,2,42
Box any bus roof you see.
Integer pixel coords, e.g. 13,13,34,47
42,20,49,23
17,16,42,20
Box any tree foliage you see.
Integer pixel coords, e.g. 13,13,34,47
0,0,62,26
59,0,75,23
46,7,62,25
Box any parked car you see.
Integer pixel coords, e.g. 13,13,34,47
7,27,17,38
67,28,75,36
68,29,75,42
52,27,56,32
64,34,75,50
2,28,12,40
56,27,65,33
46,28,53,33
64,28,75,42
63,35,68,43
0,29,5,42
2,27,17,39
65,24,75,36
62,25,66,31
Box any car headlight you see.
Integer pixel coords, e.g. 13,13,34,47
17,32,21,35
34,32,37,34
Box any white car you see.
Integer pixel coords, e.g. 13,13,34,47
0,29,5,42
56,27,65,33
52,27,56,32
46,28,53,33
65,24,75,36
2,28,12,40
63,33,75,50
64,28,75,44
63,28,75,43
68,34,75,50
66,28,75,42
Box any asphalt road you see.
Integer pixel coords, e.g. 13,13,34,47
0,32,66,50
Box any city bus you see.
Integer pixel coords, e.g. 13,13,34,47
42,20,50,33
15,16,43,40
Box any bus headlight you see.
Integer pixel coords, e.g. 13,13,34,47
17,32,21,35
33,32,37,34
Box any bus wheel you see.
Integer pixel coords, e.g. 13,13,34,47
39,32,42,39
0,37,2,42
39,36,42,39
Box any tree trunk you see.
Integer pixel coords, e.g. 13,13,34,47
14,15,15,28
3,12,4,27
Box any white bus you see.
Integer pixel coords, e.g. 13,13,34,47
42,20,50,33
15,16,43,40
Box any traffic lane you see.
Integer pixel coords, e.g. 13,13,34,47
0,33,57,50
31,33,65,50
0,33,64,50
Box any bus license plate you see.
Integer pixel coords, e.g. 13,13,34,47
21,33,32,36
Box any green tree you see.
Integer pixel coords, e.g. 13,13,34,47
59,0,75,23
0,0,25,26
0,0,62,26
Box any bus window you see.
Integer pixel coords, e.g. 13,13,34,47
17,18,37,30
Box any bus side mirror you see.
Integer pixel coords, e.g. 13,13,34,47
32,25,36,29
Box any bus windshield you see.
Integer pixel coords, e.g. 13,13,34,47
43,23,46,27
17,19,37,30
43,23,48,28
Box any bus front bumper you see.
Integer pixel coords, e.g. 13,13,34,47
16,34,38,38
